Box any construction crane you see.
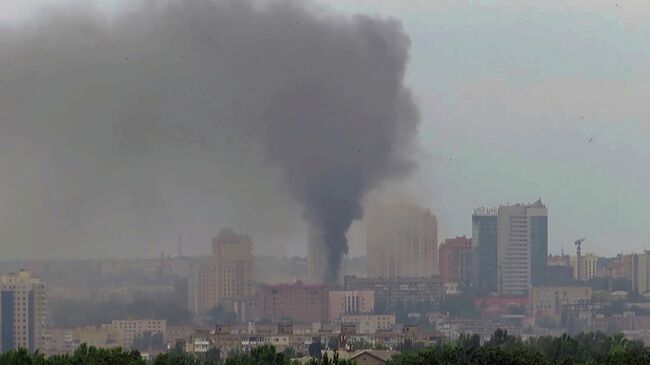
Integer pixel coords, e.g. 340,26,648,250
575,239,586,281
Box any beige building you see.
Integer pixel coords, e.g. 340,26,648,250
633,252,650,295
328,290,374,320
189,228,254,315
529,287,592,326
307,225,328,284
106,319,166,349
570,253,598,281
340,314,395,334
366,203,438,278
73,326,122,349
0,270,47,352
497,200,548,296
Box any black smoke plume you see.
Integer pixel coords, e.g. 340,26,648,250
0,0,418,282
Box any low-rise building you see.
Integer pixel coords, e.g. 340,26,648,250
344,276,444,313
328,290,374,320
340,314,395,334
106,319,166,349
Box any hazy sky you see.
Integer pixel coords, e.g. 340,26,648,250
1,0,649,259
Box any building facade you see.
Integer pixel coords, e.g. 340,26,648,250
255,281,329,323
633,252,650,295
188,228,254,315
472,208,498,294
0,271,46,352
340,314,395,334
106,319,166,349
307,225,328,284
439,236,473,286
344,276,444,313
366,203,438,279
328,290,374,320
497,200,548,297
570,253,598,281
529,287,592,327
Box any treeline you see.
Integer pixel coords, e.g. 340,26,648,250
389,329,650,365
4,331,650,365
0,344,351,365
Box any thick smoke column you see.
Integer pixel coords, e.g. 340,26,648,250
0,0,418,281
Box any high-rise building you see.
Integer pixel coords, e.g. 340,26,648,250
497,200,548,297
188,228,254,315
366,203,438,278
472,207,498,293
0,270,47,352
307,225,328,284
633,251,650,295
438,236,473,286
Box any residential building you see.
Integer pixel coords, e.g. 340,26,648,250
472,207,498,293
73,326,122,349
328,290,374,320
340,314,395,334
0,270,46,352
344,275,444,313
106,319,166,349
439,236,473,286
188,228,254,315
255,281,329,323
529,287,592,327
633,252,650,295
497,200,548,296
307,225,328,284
366,203,438,278
570,253,598,281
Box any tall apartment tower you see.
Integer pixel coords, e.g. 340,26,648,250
0,270,46,352
472,208,498,293
307,225,328,284
439,236,473,286
497,200,548,297
366,203,438,278
188,228,254,315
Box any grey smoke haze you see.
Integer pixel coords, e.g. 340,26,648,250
0,0,418,282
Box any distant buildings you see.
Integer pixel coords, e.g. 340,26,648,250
570,253,598,281
366,203,438,278
0,270,46,352
340,314,395,334
497,200,548,297
188,228,254,315
344,275,444,313
529,287,592,328
472,208,498,293
438,236,473,286
255,281,329,323
106,319,166,349
328,290,374,320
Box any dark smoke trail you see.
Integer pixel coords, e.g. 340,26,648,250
0,0,419,278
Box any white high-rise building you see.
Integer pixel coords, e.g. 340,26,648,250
497,200,548,296
0,270,47,352
366,203,438,278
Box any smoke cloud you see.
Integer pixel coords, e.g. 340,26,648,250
0,0,418,282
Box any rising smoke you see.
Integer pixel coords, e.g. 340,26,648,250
0,0,419,283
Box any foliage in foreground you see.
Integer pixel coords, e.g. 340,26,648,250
3,331,650,365
389,329,650,365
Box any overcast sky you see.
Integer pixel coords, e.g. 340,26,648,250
1,0,649,259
